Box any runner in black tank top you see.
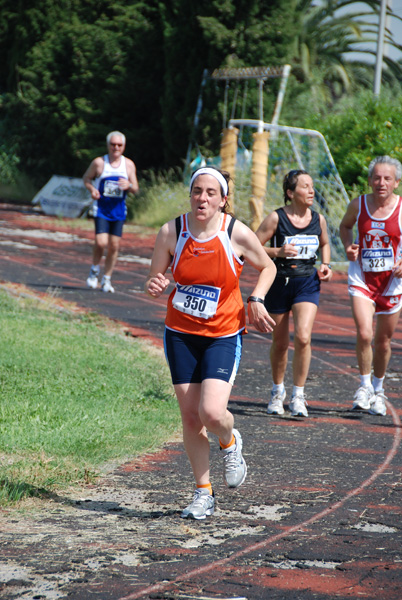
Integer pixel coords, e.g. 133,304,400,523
256,170,333,417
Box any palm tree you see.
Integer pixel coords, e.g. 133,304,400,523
291,0,402,103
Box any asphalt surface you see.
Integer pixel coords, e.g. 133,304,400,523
0,202,401,600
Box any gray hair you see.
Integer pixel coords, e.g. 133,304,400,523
368,155,402,180
106,131,126,146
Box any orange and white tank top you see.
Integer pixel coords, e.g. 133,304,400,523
165,213,246,337
348,194,402,296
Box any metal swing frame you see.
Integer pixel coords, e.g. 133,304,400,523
184,65,292,170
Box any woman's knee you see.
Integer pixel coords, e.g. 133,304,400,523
199,406,226,431
180,410,202,433
294,330,311,348
271,338,289,355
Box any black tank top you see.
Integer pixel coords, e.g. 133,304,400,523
272,207,321,277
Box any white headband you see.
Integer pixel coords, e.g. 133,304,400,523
189,168,228,197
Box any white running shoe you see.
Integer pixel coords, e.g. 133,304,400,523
181,488,215,520
101,276,115,293
369,391,387,416
352,385,374,411
289,393,308,417
221,428,247,488
267,389,286,415
86,268,99,289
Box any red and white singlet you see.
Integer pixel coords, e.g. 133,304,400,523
348,194,402,313
165,213,246,337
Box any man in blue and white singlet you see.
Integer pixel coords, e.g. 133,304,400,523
83,131,139,293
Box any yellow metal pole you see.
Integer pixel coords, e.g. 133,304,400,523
250,130,269,231
220,127,239,213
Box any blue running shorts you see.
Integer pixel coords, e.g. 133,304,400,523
264,271,321,314
94,216,124,237
164,328,243,385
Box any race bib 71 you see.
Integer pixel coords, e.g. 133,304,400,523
284,235,319,260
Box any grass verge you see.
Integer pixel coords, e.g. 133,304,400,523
126,168,256,230
0,288,180,506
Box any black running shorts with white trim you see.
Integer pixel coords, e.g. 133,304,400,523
164,328,243,385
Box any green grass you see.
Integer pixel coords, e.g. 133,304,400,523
126,167,293,230
127,169,190,228
0,289,180,505
127,168,259,229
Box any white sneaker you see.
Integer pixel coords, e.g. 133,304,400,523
181,489,215,520
221,429,247,488
352,385,374,411
86,268,99,289
369,391,387,416
101,276,115,293
267,389,286,415
289,393,308,417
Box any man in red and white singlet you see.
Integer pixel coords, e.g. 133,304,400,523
340,156,402,416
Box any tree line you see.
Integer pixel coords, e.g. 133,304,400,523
0,0,401,189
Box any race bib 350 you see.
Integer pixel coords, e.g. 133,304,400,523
172,283,221,319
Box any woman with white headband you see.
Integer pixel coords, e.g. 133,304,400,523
145,166,276,520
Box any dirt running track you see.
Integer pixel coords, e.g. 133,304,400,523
0,203,401,600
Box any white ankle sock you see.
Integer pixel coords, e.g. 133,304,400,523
373,376,384,393
292,385,304,397
360,374,372,388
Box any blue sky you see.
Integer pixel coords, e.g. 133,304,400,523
382,0,402,60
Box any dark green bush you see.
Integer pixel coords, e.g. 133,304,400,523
305,92,402,190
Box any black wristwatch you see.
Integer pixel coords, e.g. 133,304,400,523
247,296,265,304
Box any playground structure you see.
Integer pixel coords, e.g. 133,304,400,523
185,65,350,260
227,119,349,260
186,65,291,216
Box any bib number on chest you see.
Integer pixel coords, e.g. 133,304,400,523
172,283,221,319
284,235,319,260
103,180,124,198
361,247,394,272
